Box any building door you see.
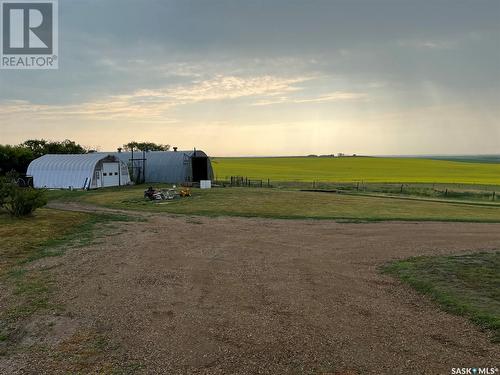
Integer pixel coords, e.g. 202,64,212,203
191,157,208,182
102,163,120,187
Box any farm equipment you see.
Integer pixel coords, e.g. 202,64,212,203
144,186,190,201
179,187,191,197
144,187,166,200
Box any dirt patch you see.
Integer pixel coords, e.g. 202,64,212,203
47,201,150,217
19,315,82,347
2,215,499,374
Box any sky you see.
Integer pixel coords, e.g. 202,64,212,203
0,0,499,156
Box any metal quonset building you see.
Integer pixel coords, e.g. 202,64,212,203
110,149,214,183
27,154,131,189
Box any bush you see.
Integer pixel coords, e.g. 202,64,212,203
0,184,7,207
0,177,11,207
0,178,47,217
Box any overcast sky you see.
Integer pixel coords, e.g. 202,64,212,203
1,0,499,156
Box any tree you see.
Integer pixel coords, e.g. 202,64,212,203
22,139,87,158
123,141,170,152
0,139,89,175
0,145,34,175
21,139,48,159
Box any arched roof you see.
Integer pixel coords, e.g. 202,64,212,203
111,150,213,183
27,154,123,189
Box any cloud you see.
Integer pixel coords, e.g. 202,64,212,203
132,74,310,103
0,74,313,121
397,38,459,50
252,91,367,106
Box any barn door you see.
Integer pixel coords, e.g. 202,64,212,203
101,163,120,187
192,157,208,182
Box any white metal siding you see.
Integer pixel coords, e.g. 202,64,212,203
27,154,131,189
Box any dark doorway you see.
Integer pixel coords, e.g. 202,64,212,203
192,157,208,181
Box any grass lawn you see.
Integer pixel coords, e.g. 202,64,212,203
0,207,134,361
212,157,500,185
383,252,500,342
0,208,89,349
49,186,500,222
0,209,89,276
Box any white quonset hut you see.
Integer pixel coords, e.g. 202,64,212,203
110,149,214,183
27,154,131,189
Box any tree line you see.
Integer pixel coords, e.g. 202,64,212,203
0,139,87,175
0,139,171,175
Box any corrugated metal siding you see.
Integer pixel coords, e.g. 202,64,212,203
27,154,131,189
110,150,214,183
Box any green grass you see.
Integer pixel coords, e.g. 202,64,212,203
0,208,89,276
0,208,135,354
0,208,135,275
48,185,500,222
212,156,500,185
0,206,143,371
0,208,89,354
383,252,500,342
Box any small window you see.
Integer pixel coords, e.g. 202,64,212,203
115,172,118,175
103,173,107,176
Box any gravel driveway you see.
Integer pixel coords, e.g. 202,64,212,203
3,213,500,374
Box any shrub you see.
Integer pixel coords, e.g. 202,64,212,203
0,186,6,207
0,178,47,217
0,177,10,207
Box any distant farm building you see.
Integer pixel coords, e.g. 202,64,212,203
27,154,131,189
111,149,214,184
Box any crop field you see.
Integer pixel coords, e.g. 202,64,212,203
212,156,500,185
429,155,500,164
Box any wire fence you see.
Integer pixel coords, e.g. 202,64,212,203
212,176,500,202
